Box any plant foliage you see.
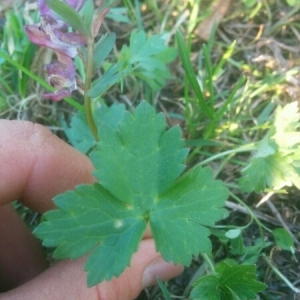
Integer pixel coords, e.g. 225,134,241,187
118,29,177,91
239,101,300,192
35,101,228,286
62,103,126,154
190,262,267,299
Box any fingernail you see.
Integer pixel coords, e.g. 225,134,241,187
142,258,183,288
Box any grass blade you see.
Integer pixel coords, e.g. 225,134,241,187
176,31,214,120
0,50,83,111
157,278,172,300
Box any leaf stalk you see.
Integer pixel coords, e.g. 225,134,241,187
202,253,215,274
195,143,257,167
84,37,99,142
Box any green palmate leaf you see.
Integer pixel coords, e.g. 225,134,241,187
46,0,88,35
35,101,228,286
190,262,266,300
239,101,300,192
239,153,292,192
118,29,175,91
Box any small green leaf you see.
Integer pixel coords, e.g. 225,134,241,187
154,47,177,64
191,262,266,300
88,63,124,97
46,0,88,34
129,30,166,60
229,233,245,256
80,0,94,34
93,33,116,71
118,29,175,91
225,229,242,239
107,7,131,24
273,228,294,252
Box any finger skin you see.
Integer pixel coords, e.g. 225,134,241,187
0,120,94,289
0,204,48,292
0,120,95,212
0,239,183,300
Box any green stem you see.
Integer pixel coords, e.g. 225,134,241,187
263,254,300,293
202,253,215,274
264,4,300,36
196,143,257,167
84,37,99,142
229,191,271,236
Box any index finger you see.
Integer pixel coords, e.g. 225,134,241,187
0,120,95,212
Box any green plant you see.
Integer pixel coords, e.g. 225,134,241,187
18,0,231,289
0,5,38,99
239,101,300,193
176,30,245,139
191,262,266,299
3,0,286,298
36,100,229,286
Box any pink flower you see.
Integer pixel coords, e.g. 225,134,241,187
25,0,87,100
42,53,77,101
24,19,86,58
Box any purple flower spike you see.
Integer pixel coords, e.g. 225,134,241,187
24,19,86,58
46,54,76,89
25,0,89,101
43,89,73,101
43,53,77,101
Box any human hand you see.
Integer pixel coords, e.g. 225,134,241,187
0,120,183,300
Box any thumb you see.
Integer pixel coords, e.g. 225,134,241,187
1,239,183,300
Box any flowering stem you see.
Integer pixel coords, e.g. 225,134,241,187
0,50,84,111
84,37,99,142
